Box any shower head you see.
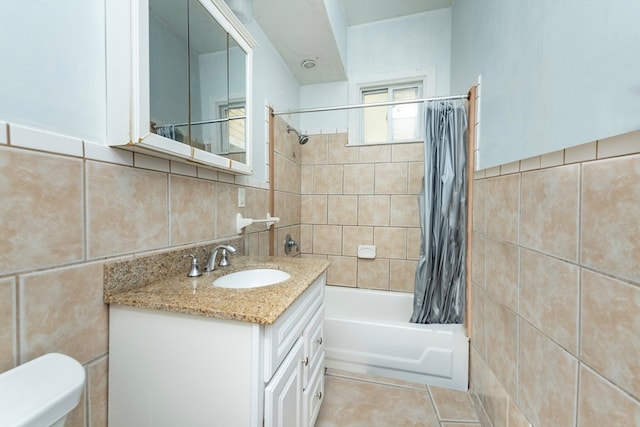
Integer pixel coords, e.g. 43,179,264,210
286,125,309,145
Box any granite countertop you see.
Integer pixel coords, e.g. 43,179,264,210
104,255,330,325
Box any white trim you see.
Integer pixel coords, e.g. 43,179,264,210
9,123,84,158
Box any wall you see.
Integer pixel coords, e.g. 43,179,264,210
450,0,640,169
470,130,640,426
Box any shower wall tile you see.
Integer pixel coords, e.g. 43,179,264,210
87,161,168,258
390,195,419,227
327,255,357,287
328,133,357,164
1,148,84,273
301,134,328,165
391,142,423,162
484,238,518,311
577,365,640,427
342,226,373,256
359,144,391,163
169,175,216,245
301,165,313,194
484,297,518,399
406,227,421,260
19,262,108,365
374,227,406,259
485,174,519,244
389,259,417,292
313,164,343,194
357,258,390,290
472,178,486,233
216,182,241,238
471,284,486,358
408,162,425,193
580,270,640,398
343,164,375,194
327,195,358,225
312,225,343,255
471,232,485,288
581,154,640,282
518,320,578,427
0,277,16,372
375,163,408,194
358,195,390,226
301,194,328,224
520,165,580,262
507,400,531,427
300,224,314,254
520,249,579,355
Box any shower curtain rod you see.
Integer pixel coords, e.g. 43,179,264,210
272,93,468,116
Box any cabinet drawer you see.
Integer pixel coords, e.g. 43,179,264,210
303,306,324,386
264,273,325,382
303,352,325,427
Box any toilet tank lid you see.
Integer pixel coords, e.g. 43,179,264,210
0,353,85,427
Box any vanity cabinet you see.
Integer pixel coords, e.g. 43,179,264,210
108,273,325,427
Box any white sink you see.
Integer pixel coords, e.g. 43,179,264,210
213,268,291,289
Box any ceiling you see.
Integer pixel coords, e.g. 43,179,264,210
250,0,452,85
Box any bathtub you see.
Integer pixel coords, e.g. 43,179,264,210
324,285,469,391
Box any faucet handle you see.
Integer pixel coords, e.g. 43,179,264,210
219,249,231,267
184,254,202,277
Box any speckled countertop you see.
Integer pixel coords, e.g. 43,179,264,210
104,253,330,325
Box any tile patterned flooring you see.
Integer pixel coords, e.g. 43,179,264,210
315,369,481,427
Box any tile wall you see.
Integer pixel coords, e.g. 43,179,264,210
470,130,640,427
296,131,424,291
0,121,269,426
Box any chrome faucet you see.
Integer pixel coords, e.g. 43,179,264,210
203,245,237,272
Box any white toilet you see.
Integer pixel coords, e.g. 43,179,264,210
0,353,85,427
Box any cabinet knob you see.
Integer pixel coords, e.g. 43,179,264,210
316,391,322,400
316,337,323,345
302,357,309,366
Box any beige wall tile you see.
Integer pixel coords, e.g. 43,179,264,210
245,187,270,222
408,162,424,194
1,148,83,272
375,162,408,194
374,227,406,259
577,365,640,427
519,156,541,172
485,175,519,244
565,141,597,164
392,142,423,162
87,161,168,258
406,227,421,260
581,154,640,282
478,357,509,427
300,164,313,194
519,320,578,427
580,270,639,398
520,249,579,354
359,144,391,163
20,262,108,364
430,385,479,423
300,224,313,254
313,224,342,255
301,134,328,165
342,226,373,256
390,195,419,227
66,386,86,427
301,194,327,224
343,164,374,194
471,284,486,358
507,399,531,427
597,130,640,159
274,116,301,162
471,232,485,288
389,259,417,293
540,150,564,168
0,277,16,373
357,258,389,290
327,195,357,225
472,179,486,233
216,182,241,238
328,133,357,164
169,175,216,245
88,356,108,427
284,192,301,228
327,255,357,287
484,238,518,311
313,164,343,194
358,195,390,226
484,297,518,398
521,165,580,261
500,161,520,175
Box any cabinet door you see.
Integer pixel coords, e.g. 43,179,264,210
264,337,304,427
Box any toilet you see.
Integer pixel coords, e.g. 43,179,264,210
0,353,85,427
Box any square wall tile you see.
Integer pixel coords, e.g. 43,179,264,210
88,356,109,427
328,195,358,226
216,182,240,238
87,161,168,258
328,133,357,164
0,277,16,373
471,232,485,288
359,144,391,163
312,225,342,255
169,176,216,245
1,148,83,273
484,297,518,398
374,227,406,259
519,320,578,427
375,163,408,194
313,164,343,194
406,227,421,260
520,249,579,355
357,258,389,290
327,256,357,287
343,164,374,194
20,262,108,364
484,238,518,311
390,195,419,227
408,162,424,194
301,195,328,224
485,174,519,244
342,226,373,256
581,154,640,282
301,134,328,165
580,270,639,398
389,259,417,293
520,165,580,262
577,365,640,427
358,195,390,226
392,143,423,162
471,284,486,358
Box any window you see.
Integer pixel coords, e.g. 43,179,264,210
361,82,423,144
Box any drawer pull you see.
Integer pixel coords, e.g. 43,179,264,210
316,337,323,345
302,357,309,366
316,391,322,400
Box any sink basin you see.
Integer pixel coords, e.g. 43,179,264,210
213,268,291,289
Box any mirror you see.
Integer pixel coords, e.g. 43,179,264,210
148,0,248,165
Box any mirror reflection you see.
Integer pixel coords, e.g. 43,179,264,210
149,0,247,164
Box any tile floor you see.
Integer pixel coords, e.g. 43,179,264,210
315,369,481,427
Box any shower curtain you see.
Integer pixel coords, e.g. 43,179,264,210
410,99,468,324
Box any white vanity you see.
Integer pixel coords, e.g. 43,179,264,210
105,254,328,427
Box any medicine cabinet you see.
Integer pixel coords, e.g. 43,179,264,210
106,0,256,174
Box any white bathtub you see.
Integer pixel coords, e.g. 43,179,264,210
324,285,469,391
